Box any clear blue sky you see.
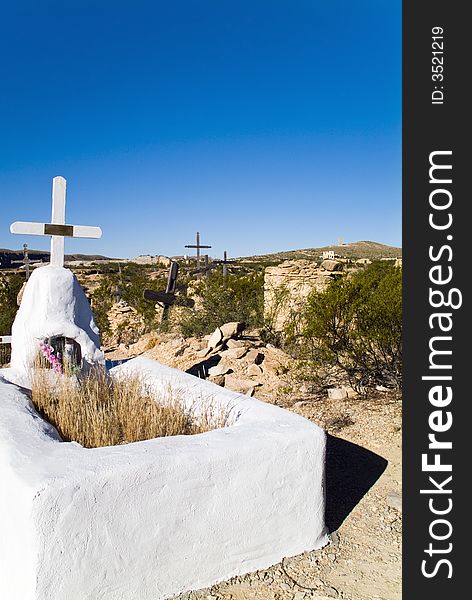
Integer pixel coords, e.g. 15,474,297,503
0,0,401,259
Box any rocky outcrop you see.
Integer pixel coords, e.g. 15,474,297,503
106,300,146,345
131,255,172,266
264,260,343,332
105,321,292,403
320,259,343,272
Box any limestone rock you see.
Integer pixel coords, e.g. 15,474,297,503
208,363,232,377
321,259,343,272
327,387,348,400
386,491,402,512
220,321,243,340
208,374,225,386
127,332,160,355
221,347,248,360
247,364,263,377
197,347,211,358
342,385,358,398
262,346,290,375
226,339,245,349
106,300,146,345
245,349,264,365
264,259,342,332
207,327,223,350
224,375,260,396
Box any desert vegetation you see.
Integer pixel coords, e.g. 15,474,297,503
2,248,402,394
31,366,229,448
0,272,23,334
177,271,265,337
91,263,162,336
288,262,402,391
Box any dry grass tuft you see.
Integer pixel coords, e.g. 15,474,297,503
31,367,230,449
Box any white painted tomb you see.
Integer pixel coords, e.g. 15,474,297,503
0,176,328,600
0,357,327,600
7,176,104,383
9,265,105,383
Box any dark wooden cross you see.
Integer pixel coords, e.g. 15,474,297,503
143,261,194,328
221,250,235,278
184,231,211,271
11,244,41,280
189,250,236,278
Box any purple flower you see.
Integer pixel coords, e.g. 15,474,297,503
39,341,63,374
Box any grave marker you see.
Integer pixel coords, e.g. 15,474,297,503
11,244,42,280
10,176,102,267
143,261,194,329
184,231,211,271
189,250,236,277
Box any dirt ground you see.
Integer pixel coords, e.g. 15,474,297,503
172,392,402,600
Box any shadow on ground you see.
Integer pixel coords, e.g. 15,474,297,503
186,354,221,379
325,434,388,532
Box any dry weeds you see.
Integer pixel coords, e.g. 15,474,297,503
31,366,229,448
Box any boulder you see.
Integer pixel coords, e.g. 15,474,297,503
321,259,343,272
221,347,248,360
245,349,264,365
207,327,223,350
224,375,260,396
208,363,232,377
226,339,245,349
197,347,211,358
342,385,358,398
327,387,348,400
208,374,225,386
247,364,263,377
220,321,243,340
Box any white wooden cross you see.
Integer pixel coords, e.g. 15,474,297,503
10,176,102,267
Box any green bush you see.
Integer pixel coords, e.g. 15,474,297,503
178,271,264,337
91,265,162,339
0,273,24,334
297,262,402,390
91,276,115,338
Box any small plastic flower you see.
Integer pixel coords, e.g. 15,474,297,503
39,341,63,374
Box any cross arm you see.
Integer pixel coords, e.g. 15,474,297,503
10,222,102,239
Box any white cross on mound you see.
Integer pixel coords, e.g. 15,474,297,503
10,176,102,267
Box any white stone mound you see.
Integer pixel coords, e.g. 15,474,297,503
9,265,104,382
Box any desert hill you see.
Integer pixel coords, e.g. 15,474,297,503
240,240,402,264
1,240,401,272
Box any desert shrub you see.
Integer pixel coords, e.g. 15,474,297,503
90,276,115,337
118,264,161,326
31,367,230,448
295,262,402,390
259,282,296,347
91,265,163,337
0,273,23,334
178,271,264,337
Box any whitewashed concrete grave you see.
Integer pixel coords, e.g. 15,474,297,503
0,178,328,600
8,176,104,382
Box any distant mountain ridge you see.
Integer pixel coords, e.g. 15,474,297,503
240,241,402,263
1,240,401,270
0,249,115,268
